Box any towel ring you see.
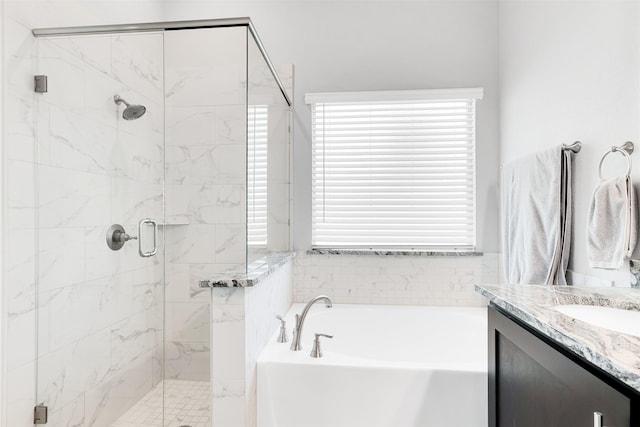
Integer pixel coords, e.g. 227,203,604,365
598,144,633,180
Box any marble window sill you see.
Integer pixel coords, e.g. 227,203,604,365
307,248,483,257
198,252,297,288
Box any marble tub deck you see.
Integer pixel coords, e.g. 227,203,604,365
476,283,640,393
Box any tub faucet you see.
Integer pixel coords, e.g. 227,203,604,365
290,295,333,351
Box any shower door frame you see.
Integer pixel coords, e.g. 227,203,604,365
32,18,293,107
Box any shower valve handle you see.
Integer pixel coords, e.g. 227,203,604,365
114,230,137,243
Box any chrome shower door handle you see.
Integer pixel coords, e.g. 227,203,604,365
138,218,158,257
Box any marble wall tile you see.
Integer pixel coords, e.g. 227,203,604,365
166,301,210,342
6,228,36,302
6,160,36,230
215,105,247,145
38,227,85,291
6,361,37,427
38,165,111,228
164,341,210,381
215,223,247,265
110,313,157,372
48,104,118,175
41,277,132,352
111,34,163,105
110,177,163,225
6,303,36,371
166,144,246,186
210,379,246,427
7,91,36,162
165,28,246,108
37,44,86,110
166,224,216,264
37,329,112,414
48,395,85,427
294,252,498,306
5,19,37,98
83,356,154,427
50,35,112,76
166,106,216,146
166,183,245,225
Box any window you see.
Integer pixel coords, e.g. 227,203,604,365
247,105,268,246
306,88,483,250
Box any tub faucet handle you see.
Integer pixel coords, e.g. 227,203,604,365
310,332,333,358
290,314,300,350
276,315,288,343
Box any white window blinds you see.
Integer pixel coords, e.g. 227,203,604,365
307,89,482,249
247,105,268,246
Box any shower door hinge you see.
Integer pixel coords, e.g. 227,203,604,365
34,75,48,93
34,405,48,424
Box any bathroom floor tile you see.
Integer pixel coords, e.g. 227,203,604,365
111,379,210,427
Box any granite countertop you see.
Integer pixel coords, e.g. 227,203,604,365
198,252,297,288
475,283,640,393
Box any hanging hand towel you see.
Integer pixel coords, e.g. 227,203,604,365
586,175,637,269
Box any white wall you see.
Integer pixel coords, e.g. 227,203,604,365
499,0,640,287
164,0,501,253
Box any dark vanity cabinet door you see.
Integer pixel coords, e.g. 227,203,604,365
488,305,638,427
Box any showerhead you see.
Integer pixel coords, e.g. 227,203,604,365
114,95,146,120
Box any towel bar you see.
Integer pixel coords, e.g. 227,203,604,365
563,141,582,153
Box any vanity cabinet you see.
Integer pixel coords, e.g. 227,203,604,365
488,305,639,427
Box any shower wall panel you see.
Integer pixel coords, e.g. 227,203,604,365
33,34,165,427
164,27,248,381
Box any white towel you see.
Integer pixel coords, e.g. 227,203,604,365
502,146,572,285
586,175,637,269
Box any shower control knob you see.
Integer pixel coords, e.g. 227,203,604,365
114,230,137,243
106,224,137,251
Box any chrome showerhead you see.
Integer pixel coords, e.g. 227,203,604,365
114,95,146,120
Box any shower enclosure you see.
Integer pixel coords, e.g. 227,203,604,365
28,18,291,427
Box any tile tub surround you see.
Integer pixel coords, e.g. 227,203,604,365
199,252,297,288
209,256,294,427
295,251,499,306
475,283,640,393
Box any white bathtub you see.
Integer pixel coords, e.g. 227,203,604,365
257,304,488,427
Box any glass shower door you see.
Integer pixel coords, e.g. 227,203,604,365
34,32,165,427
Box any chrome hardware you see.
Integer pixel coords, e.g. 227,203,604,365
106,224,138,251
562,141,582,153
276,315,288,343
593,412,603,427
138,218,158,257
598,141,634,180
289,315,299,350
34,405,48,424
290,295,333,351
310,333,333,358
34,75,48,93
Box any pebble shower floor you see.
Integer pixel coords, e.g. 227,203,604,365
111,380,210,427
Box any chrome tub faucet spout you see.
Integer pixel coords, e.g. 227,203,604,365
290,295,333,351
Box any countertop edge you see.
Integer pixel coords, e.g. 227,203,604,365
475,284,640,394
198,252,297,288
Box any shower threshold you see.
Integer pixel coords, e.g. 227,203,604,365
111,379,210,427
